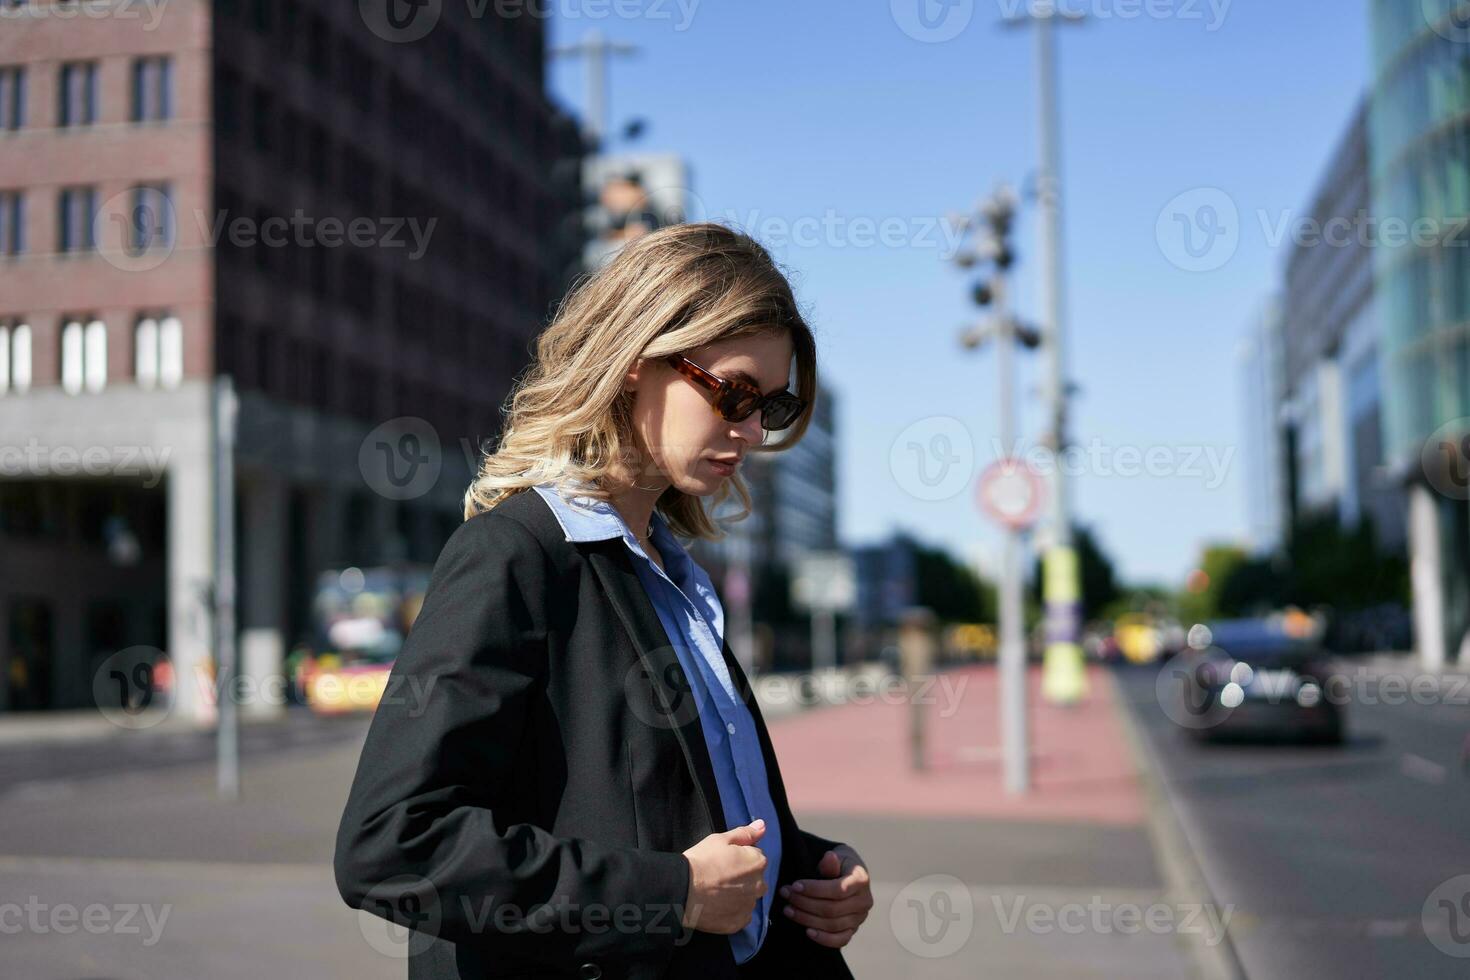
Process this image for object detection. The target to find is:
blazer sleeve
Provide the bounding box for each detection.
[799,828,846,864]
[333,511,693,973]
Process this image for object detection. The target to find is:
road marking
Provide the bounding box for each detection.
[1399,753,1447,784]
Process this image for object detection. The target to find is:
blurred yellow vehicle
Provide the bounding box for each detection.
[1114,613,1163,664]
[294,565,430,715]
[945,622,997,660]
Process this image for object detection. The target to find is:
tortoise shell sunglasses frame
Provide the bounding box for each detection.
[663,354,807,431]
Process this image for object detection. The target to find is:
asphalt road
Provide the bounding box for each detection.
[1115,658,1470,979]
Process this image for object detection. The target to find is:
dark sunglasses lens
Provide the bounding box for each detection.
[762,396,802,430]
[718,388,761,422]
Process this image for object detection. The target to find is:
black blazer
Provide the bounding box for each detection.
[334,488,857,980]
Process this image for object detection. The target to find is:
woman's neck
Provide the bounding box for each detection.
[600,465,670,542]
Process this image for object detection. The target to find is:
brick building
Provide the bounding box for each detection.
[0,0,586,716]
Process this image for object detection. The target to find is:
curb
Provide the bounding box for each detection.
[1106,667,1248,980]
[0,707,299,748]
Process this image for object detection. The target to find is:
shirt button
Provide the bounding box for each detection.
[726,722,736,735]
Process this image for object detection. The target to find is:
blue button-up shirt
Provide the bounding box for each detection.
[530,481,780,963]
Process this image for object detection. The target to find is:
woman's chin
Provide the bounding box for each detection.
[674,472,723,496]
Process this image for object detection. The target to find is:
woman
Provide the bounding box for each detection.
[335,223,871,980]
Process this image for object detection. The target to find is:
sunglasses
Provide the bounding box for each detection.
[664,355,806,431]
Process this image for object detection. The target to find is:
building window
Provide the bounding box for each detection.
[128,183,174,253]
[307,123,329,185]
[278,0,300,59]
[58,61,98,127]
[61,317,107,394]
[250,86,274,153]
[134,314,182,389]
[215,67,240,139]
[0,65,24,131]
[0,321,31,395]
[280,107,301,171]
[130,56,172,123]
[0,190,22,254]
[307,13,330,79]
[250,0,274,35]
[58,186,97,252]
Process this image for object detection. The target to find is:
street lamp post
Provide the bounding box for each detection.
[549,30,640,151]
[954,184,1041,793]
[1003,2,1089,705]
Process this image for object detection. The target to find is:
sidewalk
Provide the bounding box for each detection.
[0,720,393,980]
[0,662,1212,979]
[764,662,1211,979]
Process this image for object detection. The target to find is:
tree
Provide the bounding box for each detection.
[912,540,995,623]
[1281,512,1409,609]
[1185,513,1410,624]
[1215,553,1290,616]
[1177,544,1249,625]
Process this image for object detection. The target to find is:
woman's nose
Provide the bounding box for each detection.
[731,411,764,446]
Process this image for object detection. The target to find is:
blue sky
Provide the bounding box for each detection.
[546,0,1371,586]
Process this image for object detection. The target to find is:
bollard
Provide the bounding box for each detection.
[898,607,937,772]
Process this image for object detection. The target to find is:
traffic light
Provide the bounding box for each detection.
[956,184,1018,306]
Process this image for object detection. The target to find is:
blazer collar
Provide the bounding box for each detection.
[582,539,729,837]
[524,483,803,883]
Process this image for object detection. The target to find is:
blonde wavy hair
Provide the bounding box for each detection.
[463,222,819,540]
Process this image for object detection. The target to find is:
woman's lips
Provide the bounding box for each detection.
[708,458,737,476]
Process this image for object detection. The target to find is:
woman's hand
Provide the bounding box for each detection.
[681,819,770,934]
[778,844,872,948]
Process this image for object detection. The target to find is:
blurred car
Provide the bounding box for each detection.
[1088,632,1124,664]
[1167,618,1344,744]
[1114,613,1164,664]
[294,565,430,715]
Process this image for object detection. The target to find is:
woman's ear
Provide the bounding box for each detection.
[623,357,644,393]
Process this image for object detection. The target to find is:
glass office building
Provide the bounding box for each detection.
[1369,1,1470,459]
[1369,0,1470,665]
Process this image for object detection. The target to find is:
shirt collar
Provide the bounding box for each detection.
[530,481,675,555]
[529,483,723,629]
